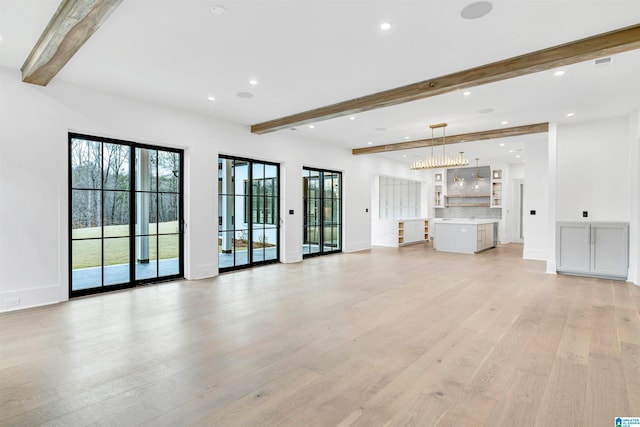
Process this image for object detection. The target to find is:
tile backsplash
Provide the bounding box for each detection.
[435,206,502,219]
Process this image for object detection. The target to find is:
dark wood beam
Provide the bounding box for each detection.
[251,24,640,134]
[352,123,549,155]
[21,0,123,86]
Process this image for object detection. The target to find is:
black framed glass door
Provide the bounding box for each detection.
[69,133,183,297]
[303,168,342,257]
[218,156,279,272]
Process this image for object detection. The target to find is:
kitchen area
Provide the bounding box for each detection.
[431,163,503,254]
[372,159,510,255]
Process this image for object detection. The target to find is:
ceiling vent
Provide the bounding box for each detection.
[594,57,613,68]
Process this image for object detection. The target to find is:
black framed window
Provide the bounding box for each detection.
[245,178,277,225]
[69,133,183,297]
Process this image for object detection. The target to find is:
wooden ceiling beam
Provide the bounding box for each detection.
[21,0,123,86]
[251,24,640,134]
[352,123,549,155]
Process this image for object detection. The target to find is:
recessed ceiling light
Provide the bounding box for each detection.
[402,154,407,158]
[367,141,373,145]
[210,5,226,15]
[478,108,494,114]
[309,125,315,129]
[404,136,410,140]
[463,91,471,96]
[237,92,254,99]
[249,79,258,85]
[461,1,493,20]
[566,112,575,117]
[554,70,565,77]
[207,96,216,102]
[516,155,521,158]
[509,150,514,153]
[380,22,391,31]
[501,120,509,125]
[499,143,505,147]
[349,116,356,121]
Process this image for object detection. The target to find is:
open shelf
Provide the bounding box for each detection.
[491,177,502,208]
[434,184,443,208]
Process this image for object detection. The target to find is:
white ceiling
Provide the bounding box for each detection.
[1,0,639,166]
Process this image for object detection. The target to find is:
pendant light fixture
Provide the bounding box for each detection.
[410,123,469,170]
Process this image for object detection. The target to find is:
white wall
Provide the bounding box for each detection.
[545,124,558,273]
[0,66,404,311]
[556,116,631,222]
[629,109,639,286]
[550,115,637,283]
[522,137,550,260]
[509,163,525,180]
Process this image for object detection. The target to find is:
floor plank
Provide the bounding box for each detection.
[0,243,638,426]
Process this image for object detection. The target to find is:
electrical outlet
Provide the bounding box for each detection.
[4,298,20,308]
[582,211,588,218]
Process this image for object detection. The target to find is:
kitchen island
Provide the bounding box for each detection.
[432,219,498,254]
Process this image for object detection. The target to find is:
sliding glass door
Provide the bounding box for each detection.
[69,134,183,296]
[303,168,342,257]
[218,156,279,272]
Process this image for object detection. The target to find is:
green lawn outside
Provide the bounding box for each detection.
[72,221,179,269]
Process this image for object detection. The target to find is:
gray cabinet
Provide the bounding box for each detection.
[556,222,629,280]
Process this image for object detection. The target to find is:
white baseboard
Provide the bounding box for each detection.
[523,249,547,261]
[344,241,371,253]
[186,263,218,280]
[546,261,557,274]
[0,284,63,313]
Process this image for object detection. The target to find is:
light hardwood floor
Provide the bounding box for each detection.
[1,243,639,426]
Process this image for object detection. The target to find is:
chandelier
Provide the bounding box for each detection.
[410,123,469,170]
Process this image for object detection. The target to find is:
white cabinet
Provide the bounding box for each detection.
[372,219,429,247]
[433,221,497,254]
[477,223,496,252]
[399,219,429,246]
[556,222,629,280]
